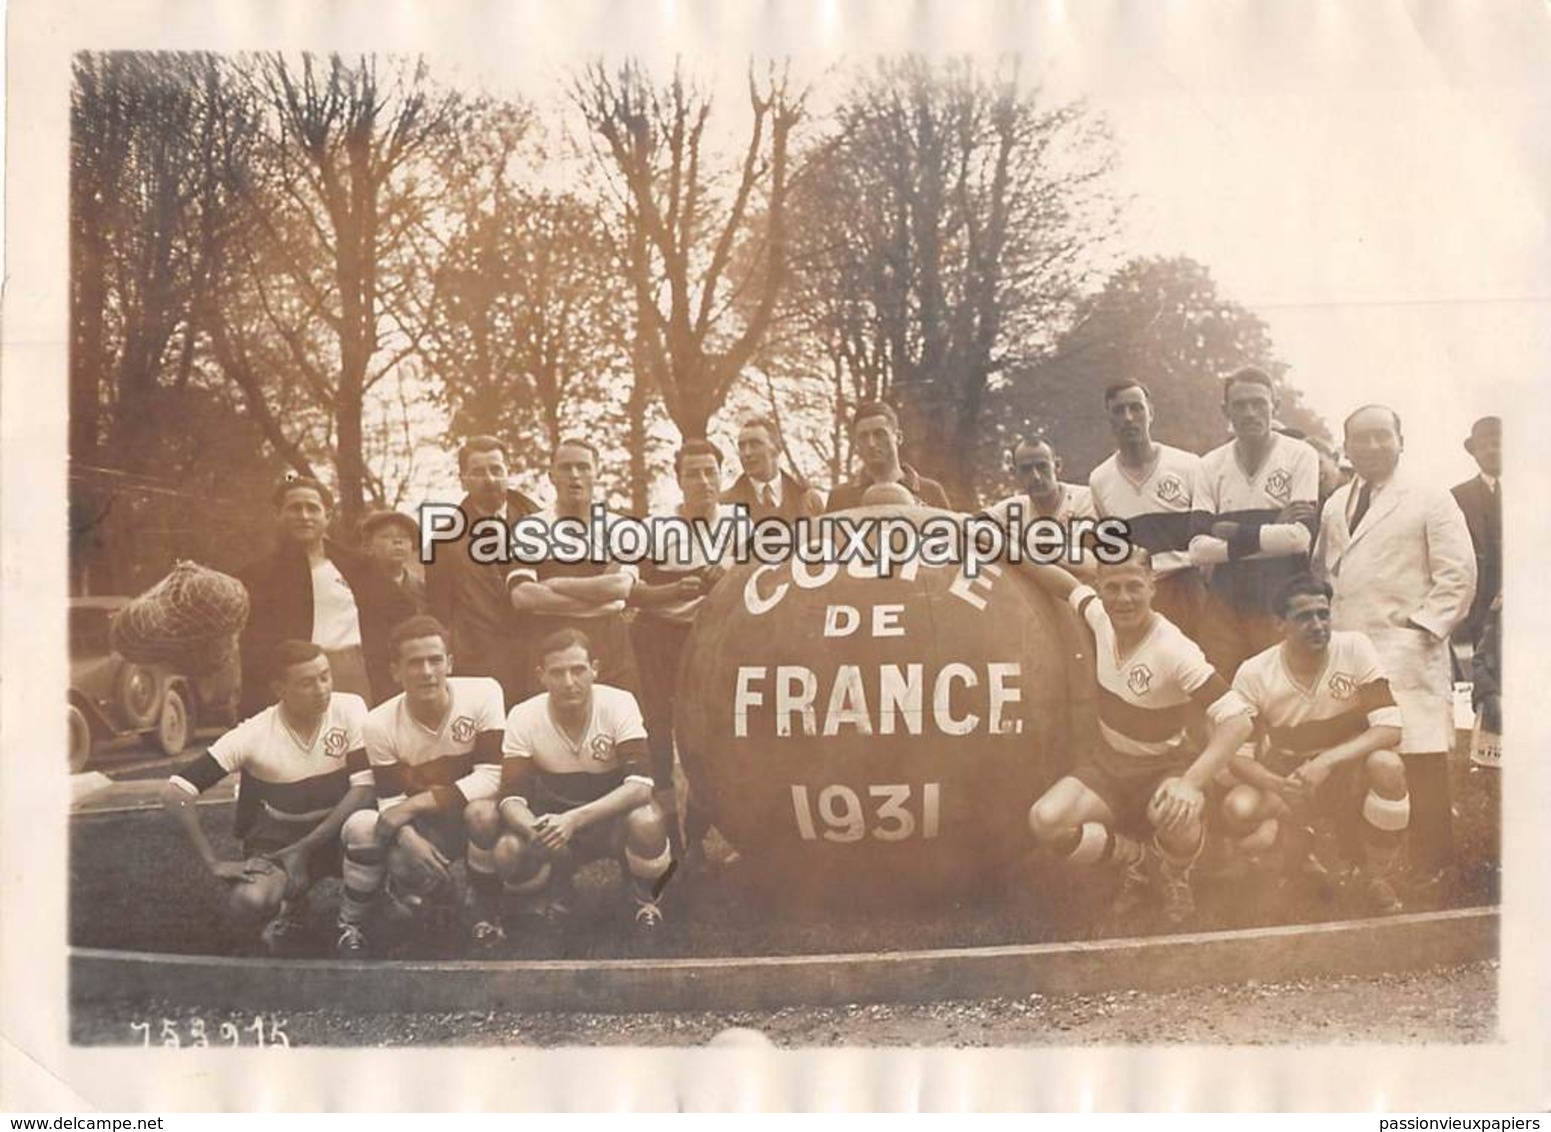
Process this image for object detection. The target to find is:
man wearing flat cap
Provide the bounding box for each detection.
[360,509,427,614]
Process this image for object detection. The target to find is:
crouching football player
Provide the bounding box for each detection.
[160,641,373,954]
[1220,574,1409,915]
[336,615,504,955]
[463,629,672,945]
[1021,549,1254,926]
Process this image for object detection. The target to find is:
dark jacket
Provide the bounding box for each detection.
[423,489,539,699]
[722,470,824,525]
[236,537,415,717]
[825,464,952,513]
[1450,475,1501,644]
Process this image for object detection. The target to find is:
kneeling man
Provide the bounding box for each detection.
[1022,549,1253,926]
[464,629,672,943]
[1220,574,1409,915]
[161,641,373,954]
[336,615,505,954]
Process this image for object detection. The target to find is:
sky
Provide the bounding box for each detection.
[440,0,1549,492]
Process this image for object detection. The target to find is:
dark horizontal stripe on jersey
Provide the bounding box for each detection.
[1098,686,1190,743]
[530,767,631,810]
[1357,678,1397,712]
[373,751,473,802]
[177,752,226,793]
[243,767,353,818]
[472,730,504,765]
[1189,672,1233,710]
[1122,511,1211,554]
[1207,509,1312,612]
[1266,709,1369,755]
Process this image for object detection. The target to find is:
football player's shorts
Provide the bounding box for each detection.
[1263,748,1367,859]
[409,809,468,862]
[1071,744,1198,834]
[529,794,629,865]
[243,810,343,881]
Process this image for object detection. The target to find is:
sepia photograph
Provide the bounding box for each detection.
[5,0,1548,1113]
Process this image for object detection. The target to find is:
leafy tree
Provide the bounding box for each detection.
[983,255,1328,500]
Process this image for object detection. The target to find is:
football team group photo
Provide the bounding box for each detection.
[62,44,1508,1048]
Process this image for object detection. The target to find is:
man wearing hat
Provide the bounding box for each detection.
[1450,417,1502,650]
[360,509,427,614]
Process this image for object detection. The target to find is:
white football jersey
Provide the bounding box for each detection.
[1070,585,1247,758]
[172,693,370,821]
[1232,630,1403,758]
[1196,432,1320,612]
[1088,445,1208,576]
[502,684,651,809]
[363,676,505,808]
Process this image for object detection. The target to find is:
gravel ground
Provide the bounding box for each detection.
[71,960,1497,1046]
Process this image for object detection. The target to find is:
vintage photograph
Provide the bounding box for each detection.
[13,1,1538,1097]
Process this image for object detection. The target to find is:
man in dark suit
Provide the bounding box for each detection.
[1450,416,1502,649]
[720,415,825,524]
[423,436,540,707]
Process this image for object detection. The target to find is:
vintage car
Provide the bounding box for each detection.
[67,596,239,772]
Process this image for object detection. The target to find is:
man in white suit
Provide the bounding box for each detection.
[1314,405,1476,883]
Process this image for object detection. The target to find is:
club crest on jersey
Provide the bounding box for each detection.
[1327,672,1357,700]
[451,715,476,743]
[1265,467,1292,503]
[589,735,615,762]
[322,727,349,758]
[1127,664,1153,696]
[1155,474,1185,504]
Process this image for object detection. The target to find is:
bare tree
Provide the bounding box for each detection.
[788,58,1119,504]
[217,53,464,524]
[572,58,807,462]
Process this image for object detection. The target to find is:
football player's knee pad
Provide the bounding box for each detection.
[1066,821,1110,866]
[1362,789,1410,832]
[625,840,673,881]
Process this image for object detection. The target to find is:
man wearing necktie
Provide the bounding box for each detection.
[1314,405,1477,885]
[720,415,825,527]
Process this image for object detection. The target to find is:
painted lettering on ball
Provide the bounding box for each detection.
[732,662,1021,738]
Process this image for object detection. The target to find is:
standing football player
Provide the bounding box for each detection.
[1219,574,1410,915]
[1191,368,1321,678]
[336,616,505,955]
[1088,382,1211,636]
[160,641,373,954]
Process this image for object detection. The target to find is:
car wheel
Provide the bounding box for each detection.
[68,704,93,773]
[115,662,162,729]
[156,685,190,757]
